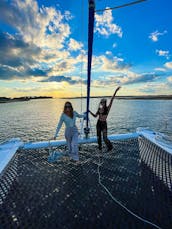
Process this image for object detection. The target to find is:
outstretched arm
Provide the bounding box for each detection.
[107,86,121,113]
[75,111,87,119]
[89,110,98,118]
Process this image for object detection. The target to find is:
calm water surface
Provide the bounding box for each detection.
[0,98,172,142]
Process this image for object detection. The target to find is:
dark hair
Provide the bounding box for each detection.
[98,100,108,115]
[63,101,73,118]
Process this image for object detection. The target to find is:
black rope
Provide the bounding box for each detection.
[95,0,148,12]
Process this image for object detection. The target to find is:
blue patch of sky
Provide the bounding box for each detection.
[93,0,172,71]
[114,0,171,63]
[0,22,17,35]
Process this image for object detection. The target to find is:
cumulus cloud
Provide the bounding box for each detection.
[91,72,160,88]
[0,65,20,80]
[13,85,64,94]
[139,87,157,94]
[0,63,49,80]
[0,0,71,48]
[0,32,41,68]
[138,82,169,94]
[95,55,130,72]
[50,60,77,75]
[167,76,172,83]
[121,72,160,85]
[156,49,170,59]
[154,67,166,72]
[95,8,122,37]
[164,62,172,69]
[149,30,167,42]
[112,43,117,48]
[0,0,85,81]
[68,38,83,51]
[105,51,112,55]
[40,75,87,85]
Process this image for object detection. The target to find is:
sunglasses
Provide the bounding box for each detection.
[65,105,72,108]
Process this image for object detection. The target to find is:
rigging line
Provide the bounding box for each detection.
[95,0,148,12]
[96,153,162,229]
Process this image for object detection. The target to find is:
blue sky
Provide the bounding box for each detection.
[0,0,172,97]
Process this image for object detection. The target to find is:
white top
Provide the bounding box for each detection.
[54,111,84,138]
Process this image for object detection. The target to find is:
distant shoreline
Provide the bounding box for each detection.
[1,95,172,103]
[60,95,172,100]
[0,96,53,103]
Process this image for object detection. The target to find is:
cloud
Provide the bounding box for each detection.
[40,75,87,85]
[13,85,63,93]
[96,55,130,72]
[112,43,117,48]
[26,68,49,77]
[138,82,170,94]
[0,1,124,85]
[0,0,86,81]
[164,61,172,69]
[149,30,167,42]
[139,87,157,93]
[154,67,166,72]
[0,65,20,80]
[156,49,170,59]
[91,72,160,88]
[0,32,41,68]
[122,73,160,85]
[167,76,172,83]
[68,38,83,51]
[0,0,71,48]
[0,32,28,50]
[105,51,112,55]
[50,60,76,75]
[0,63,49,80]
[95,8,122,37]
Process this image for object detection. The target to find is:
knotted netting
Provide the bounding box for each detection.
[0,136,172,229]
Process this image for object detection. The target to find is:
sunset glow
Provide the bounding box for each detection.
[0,0,172,98]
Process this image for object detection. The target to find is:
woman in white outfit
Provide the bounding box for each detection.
[54,102,84,161]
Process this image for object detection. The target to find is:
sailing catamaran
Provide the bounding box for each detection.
[0,1,172,228]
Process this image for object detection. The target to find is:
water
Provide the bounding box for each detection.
[0,98,172,143]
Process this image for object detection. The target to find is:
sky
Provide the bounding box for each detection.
[0,0,172,98]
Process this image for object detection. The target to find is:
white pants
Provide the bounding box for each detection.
[65,126,79,161]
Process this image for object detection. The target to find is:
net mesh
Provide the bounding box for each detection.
[0,137,172,229]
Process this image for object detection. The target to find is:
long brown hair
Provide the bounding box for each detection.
[98,99,108,115]
[63,101,73,118]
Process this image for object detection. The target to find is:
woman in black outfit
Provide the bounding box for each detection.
[89,87,121,151]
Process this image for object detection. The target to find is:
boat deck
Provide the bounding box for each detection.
[0,137,172,229]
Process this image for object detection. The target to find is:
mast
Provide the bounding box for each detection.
[85,0,95,137]
[83,0,147,138]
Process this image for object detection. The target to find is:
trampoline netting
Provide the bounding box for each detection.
[0,136,172,229]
